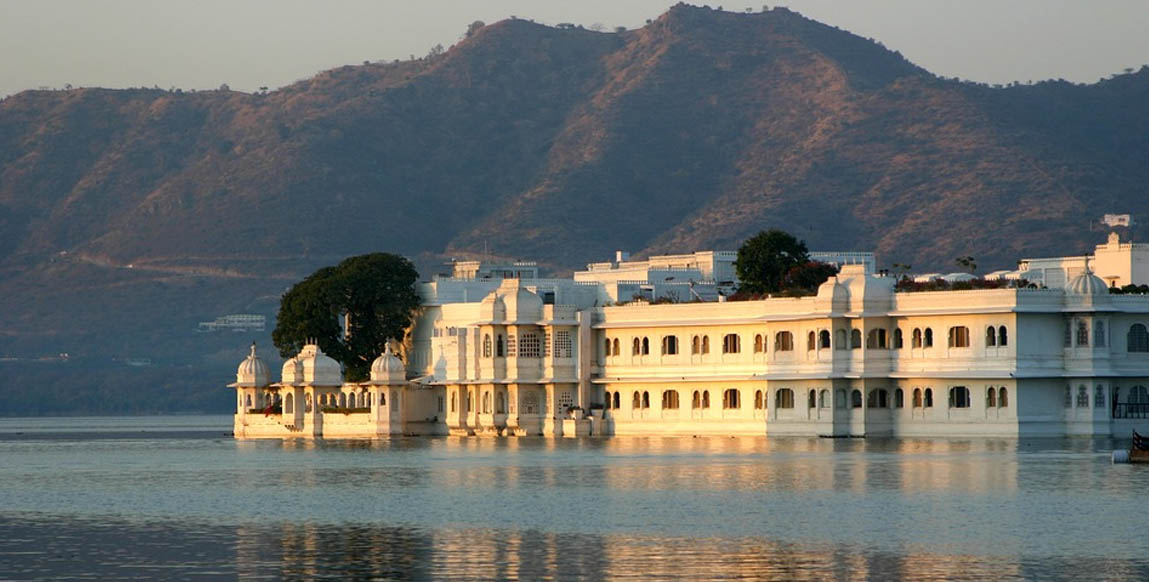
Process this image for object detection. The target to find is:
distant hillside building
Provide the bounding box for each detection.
[198,314,266,333]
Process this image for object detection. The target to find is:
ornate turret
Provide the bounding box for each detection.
[370,342,406,384]
[297,343,342,385]
[235,343,270,387]
[1066,257,1109,296]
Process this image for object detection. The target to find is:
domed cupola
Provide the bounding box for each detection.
[370,342,406,384]
[280,356,303,385]
[298,343,342,386]
[1066,258,1109,296]
[235,342,270,387]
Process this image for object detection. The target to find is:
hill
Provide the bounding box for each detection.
[1,4,1147,414]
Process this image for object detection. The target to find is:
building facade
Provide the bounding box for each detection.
[232,256,1149,439]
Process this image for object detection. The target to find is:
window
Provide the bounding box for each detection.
[808,389,816,408]
[1076,320,1089,347]
[1076,385,1089,408]
[850,389,863,408]
[923,328,934,348]
[662,390,679,409]
[819,330,831,349]
[604,338,611,358]
[722,334,741,354]
[451,392,457,413]
[776,388,794,409]
[632,338,641,356]
[483,392,491,414]
[986,387,996,408]
[613,392,620,409]
[702,390,710,408]
[998,387,1008,408]
[497,334,505,357]
[775,331,793,352]
[605,391,612,409]
[554,331,572,358]
[867,389,889,408]
[484,334,492,357]
[702,336,710,355]
[754,334,765,353]
[948,326,970,348]
[998,326,1008,347]
[642,337,650,355]
[612,338,620,356]
[1094,321,1106,348]
[632,391,641,409]
[692,335,701,354]
[835,329,848,350]
[1064,386,1072,408]
[895,388,904,408]
[437,396,444,413]
[836,389,847,408]
[1095,384,1105,408]
[723,389,741,409]
[1130,385,1149,404]
[912,328,923,349]
[755,390,765,410]
[986,326,997,347]
[912,388,922,408]
[662,335,678,355]
[1064,321,1072,347]
[642,391,650,409]
[520,332,542,358]
[692,390,701,409]
[949,386,970,408]
[819,389,830,408]
[924,388,934,408]
[807,331,816,351]
[850,329,862,349]
[866,329,887,349]
[522,392,538,414]
[1128,324,1149,352]
[506,334,516,357]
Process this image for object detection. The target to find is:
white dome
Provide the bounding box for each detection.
[297,343,342,385]
[1066,270,1109,296]
[370,343,406,383]
[235,343,270,387]
[280,356,303,384]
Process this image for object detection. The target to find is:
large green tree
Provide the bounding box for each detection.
[272,253,421,381]
[734,229,810,294]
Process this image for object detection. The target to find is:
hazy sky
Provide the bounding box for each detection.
[2,0,1147,97]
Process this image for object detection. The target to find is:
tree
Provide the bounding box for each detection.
[465,20,485,38]
[783,261,839,292]
[272,253,421,381]
[955,255,977,274]
[735,229,809,294]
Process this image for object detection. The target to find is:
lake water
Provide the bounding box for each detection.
[1,416,1147,581]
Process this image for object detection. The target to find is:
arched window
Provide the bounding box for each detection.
[632,391,641,409]
[775,331,793,352]
[702,336,710,354]
[850,389,863,408]
[998,387,1008,408]
[612,338,620,356]
[893,328,904,349]
[692,390,701,409]
[605,391,612,409]
[819,330,831,349]
[867,389,888,408]
[1076,385,1089,408]
[613,392,620,409]
[1095,384,1105,408]
[484,334,493,357]
[835,329,848,350]
[641,337,650,355]
[379,392,385,406]
[1127,324,1149,352]
[754,334,765,353]
[483,392,491,414]
[245,394,252,408]
[1076,320,1090,347]
[986,387,997,408]
[755,390,764,410]
[284,393,294,414]
[603,338,611,358]
[662,390,679,410]
[866,329,887,349]
[1064,385,1072,408]
[949,386,970,408]
[923,328,934,348]
[662,335,678,355]
[723,389,741,409]
[338,393,347,408]
[497,334,505,357]
[722,334,741,354]
[836,389,847,408]
[850,329,862,349]
[998,326,1008,347]
[912,388,922,408]
[691,335,701,354]
[808,389,816,408]
[819,389,830,408]
[451,392,457,413]
[776,388,794,409]
[807,331,816,351]
[632,337,641,356]
[894,388,904,408]
[924,388,934,408]
[1095,321,1106,347]
[702,390,711,408]
[912,328,923,349]
[642,391,650,409]
[948,326,970,348]
[986,326,997,347]
[1129,385,1149,404]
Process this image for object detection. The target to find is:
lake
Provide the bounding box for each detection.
[1,415,1146,580]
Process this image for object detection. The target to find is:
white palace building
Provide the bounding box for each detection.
[232,245,1149,439]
